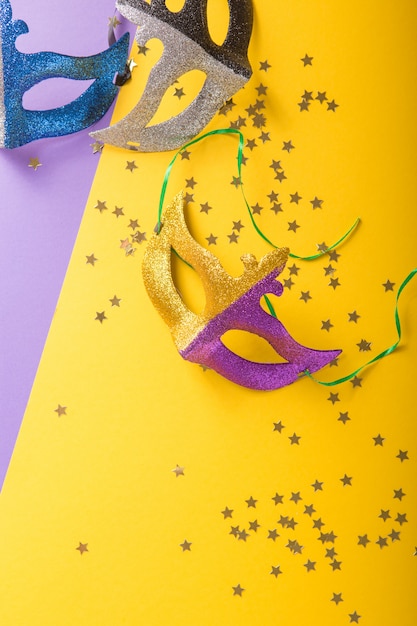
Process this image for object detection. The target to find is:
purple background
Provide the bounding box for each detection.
[0,0,136,489]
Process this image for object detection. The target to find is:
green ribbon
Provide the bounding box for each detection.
[157,128,359,260]
[303,268,417,385]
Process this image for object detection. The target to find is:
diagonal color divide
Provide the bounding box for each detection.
[0,0,135,489]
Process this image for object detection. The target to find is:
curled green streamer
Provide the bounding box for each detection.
[303,268,417,385]
[157,128,359,260]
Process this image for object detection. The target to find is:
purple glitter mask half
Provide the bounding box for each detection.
[180,268,341,391]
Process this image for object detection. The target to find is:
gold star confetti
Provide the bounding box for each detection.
[301,53,313,66]
[180,539,192,551]
[349,610,361,623]
[357,339,371,352]
[396,450,409,462]
[206,234,217,245]
[76,542,88,555]
[331,592,343,605]
[259,59,271,71]
[137,44,150,55]
[131,231,147,244]
[174,87,185,99]
[28,157,42,170]
[172,465,185,477]
[232,584,245,596]
[126,161,138,172]
[312,480,324,492]
[95,311,107,324]
[94,200,107,213]
[289,433,301,445]
[108,15,121,28]
[382,279,395,291]
[221,507,233,519]
[90,141,104,154]
[113,206,124,218]
[327,100,339,112]
[86,254,98,266]
[270,565,283,578]
[128,58,138,72]
[54,405,67,416]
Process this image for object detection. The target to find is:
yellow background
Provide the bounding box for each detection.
[1,1,416,624]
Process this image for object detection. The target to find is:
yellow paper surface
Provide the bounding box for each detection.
[1,1,416,624]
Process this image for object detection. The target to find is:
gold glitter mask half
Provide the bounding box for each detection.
[142,193,341,390]
[90,0,253,152]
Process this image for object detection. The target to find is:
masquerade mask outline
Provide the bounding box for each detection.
[90,0,253,152]
[142,192,341,391]
[0,0,130,148]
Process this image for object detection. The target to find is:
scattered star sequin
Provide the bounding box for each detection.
[76,542,88,555]
[301,53,313,66]
[349,611,361,623]
[259,59,271,71]
[232,584,245,596]
[90,141,103,154]
[331,592,343,605]
[54,404,67,416]
[282,140,295,152]
[396,450,409,462]
[95,311,107,323]
[94,200,108,213]
[28,157,42,170]
[328,392,340,405]
[382,279,395,291]
[270,565,283,578]
[113,206,124,218]
[357,339,371,352]
[172,465,185,477]
[289,433,301,445]
[206,234,217,245]
[348,311,360,323]
[86,254,98,266]
[327,100,339,112]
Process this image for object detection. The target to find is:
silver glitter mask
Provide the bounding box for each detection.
[90,0,253,151]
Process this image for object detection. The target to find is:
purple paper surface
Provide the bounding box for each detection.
[0,0,136,489]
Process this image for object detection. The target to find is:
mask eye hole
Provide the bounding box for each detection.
[170,248,206,315]
[165,0,186,11]
[207,0,230,45]
[221,330,290,364]
[147,69,207,126]
[22,78,94,111]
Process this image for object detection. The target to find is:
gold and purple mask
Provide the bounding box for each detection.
[90,0,253,151]
[142,193,341,390]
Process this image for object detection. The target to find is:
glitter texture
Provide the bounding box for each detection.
[90,0,253,151]
[0,0,129,148]
[142,193,341,390]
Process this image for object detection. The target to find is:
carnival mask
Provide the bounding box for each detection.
[142,193,341,390]
[90,0,253,152]
[0,0,129,148]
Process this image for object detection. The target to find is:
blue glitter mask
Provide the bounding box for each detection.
[0,0,130,148]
